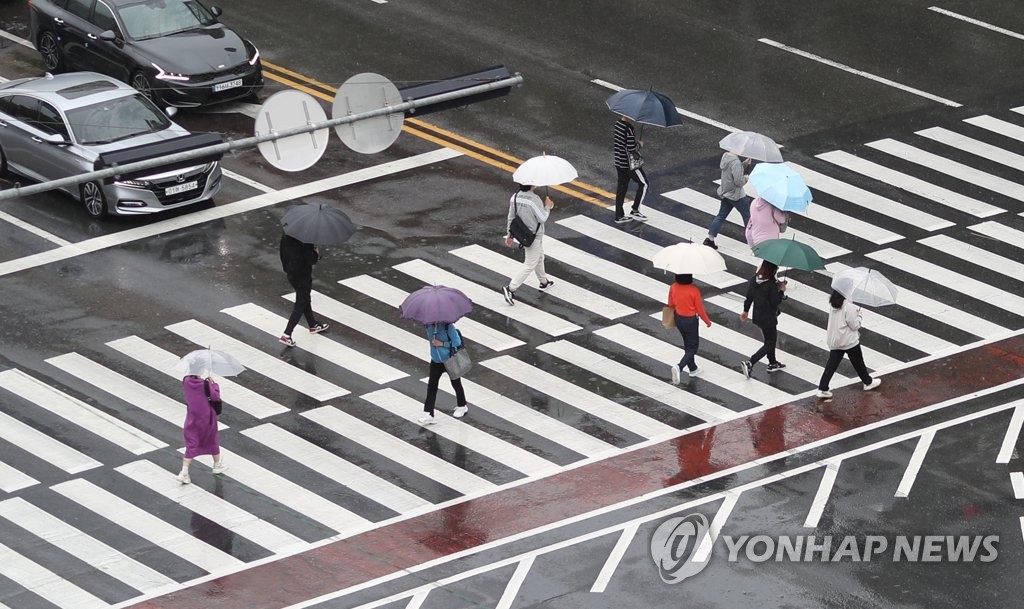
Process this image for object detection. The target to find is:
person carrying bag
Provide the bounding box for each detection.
[501,184,555,306]
[419,322,470,425]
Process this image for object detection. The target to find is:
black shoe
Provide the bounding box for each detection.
[501,285,515,305]
[766,362,786,372]
[539,279,555,291]
[702,238,718,250]
[739,360,752,379]
[614,216,631,224]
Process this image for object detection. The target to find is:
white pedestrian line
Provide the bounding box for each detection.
[867,248,1024,315]
[0,29,35,48]
[894,430,935,498]
[917,126,1024,173]
[817,150,1004,218]
[970,220,1024,250]
[0,461,38,493]
[803,460,841,528]
[691,491,740,563]
[707,295,902,370]
[495,555,534,609]
[589,522,638,593]
[928,6,1024,41]
[758,38,961,107]
[824,262,1008,339]
[919,234,1024,280]
[538,340,734,423]
[556,214,745,289]
[594,324,792,406]
[115,460,307,554]
[0,148,462,278]
[302,405,495,496]
[867,138,1024,203]
[242,423,429,514]
[221,168,276,193]
[0,410,101,474]
[482,355,677,438]
[106,335,290,419]
[997,401,1024,464]
[0,369,166,455]
[964,115,1024,144]
[1010,472,1024,499]
[449,243,638,319]
[0,541,108,609]
[405,589,429,609]
[646,311,846,386]
[590,79,742,132]
[434,378,618,458]
[166,319,349,401]
[0,497,177,593]
[187,447,368,535]
[394,259,581,337]
[303,290,426,359]
[655,190,847,262]
[339,275,525,352]
[543,236,670,302]
[222,302,408,384]
[51,478,244,573]
[788,162,952,231]
[362,388,558,477]
[45,352,228,431]
[0,210,72,246]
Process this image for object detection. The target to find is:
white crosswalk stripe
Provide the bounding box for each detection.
[543,236,669,302]
[0,409,101,474]
[963,115,1024,143]
[916,126,1024,172]
[0,541,108,609]
[301,289,427,359]
[0,460,38,493]
[919,234,1024,280]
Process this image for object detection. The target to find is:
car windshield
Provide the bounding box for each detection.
[65,94,171,144]
[117,0,216,40]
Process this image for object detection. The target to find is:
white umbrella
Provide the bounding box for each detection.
[176,349,246,378]
[719,131,783,163]
[512,154,578,187]
[831,267,898,307]
[653,243,727,274]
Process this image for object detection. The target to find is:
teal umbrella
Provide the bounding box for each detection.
[752,238,824,271]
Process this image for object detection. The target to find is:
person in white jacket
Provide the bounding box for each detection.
[816,290,882,398]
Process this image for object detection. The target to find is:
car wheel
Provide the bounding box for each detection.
[130,71,164,107]
[80,181,108,219]
[38,31,64,72]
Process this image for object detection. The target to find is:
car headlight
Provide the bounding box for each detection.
[249,46,260,66]
[152,62,189,82]
[115,178,152,188]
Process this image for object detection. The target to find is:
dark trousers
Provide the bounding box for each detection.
[708,195,752,239]
[285,274,316,335]
[818,344,873,390]
[750,320,778,366]
[424,361,466,415]
[675,314,700,372]
[614,167,649,218]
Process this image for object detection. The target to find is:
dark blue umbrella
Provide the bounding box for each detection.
[606,89,683,127]
[400,285,473,325]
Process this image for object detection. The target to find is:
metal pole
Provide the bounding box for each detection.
[0,73,524,201]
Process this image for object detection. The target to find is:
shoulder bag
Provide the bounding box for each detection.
[507,194,537,248]
[443,324,472,379]
[627,149,645,170]
[204,379,223,416]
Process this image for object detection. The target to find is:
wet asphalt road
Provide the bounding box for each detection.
[1,1,1024,608]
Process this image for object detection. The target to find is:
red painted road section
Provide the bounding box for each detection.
[129,334,1024,609]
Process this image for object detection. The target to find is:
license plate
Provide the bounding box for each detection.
[165,180,198,196]
[213,78,243,92]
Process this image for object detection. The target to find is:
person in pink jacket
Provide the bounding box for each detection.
[745,197,789,248]
[176,375,227,484]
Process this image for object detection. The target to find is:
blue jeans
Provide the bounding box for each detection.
[708,196,751,239]
[675,314,700,372]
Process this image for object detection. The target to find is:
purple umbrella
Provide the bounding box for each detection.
[400,285,473,324]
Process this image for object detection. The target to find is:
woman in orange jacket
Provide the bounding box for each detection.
[666,274,712,383]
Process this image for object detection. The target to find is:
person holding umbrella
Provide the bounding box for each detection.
[612,115,649,223]
[739,261,788,378]
[278,233,328,346]
[816,290,882,398]
[704,150,752,250]
[666,273,712,383]
[745,197,789,249]
[502,184,555,306]
[174,349,244,483]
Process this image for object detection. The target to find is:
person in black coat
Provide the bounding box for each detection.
[739,261,787,377]
[279,233,328,346]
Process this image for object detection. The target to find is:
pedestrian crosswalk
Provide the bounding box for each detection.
[2,103,1024,609]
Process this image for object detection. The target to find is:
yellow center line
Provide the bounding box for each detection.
[262,64,615,207]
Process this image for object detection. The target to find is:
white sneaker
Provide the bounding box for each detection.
[453,405,469,418]
[417,414,436,425]
[211,463,228,475]
[816,390,833,399]
[670,365,681,385]
[688,366,703,378]
[175,472,191,485]
[864,378,882,391]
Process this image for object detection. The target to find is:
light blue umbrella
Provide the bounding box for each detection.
[749,163,812,212]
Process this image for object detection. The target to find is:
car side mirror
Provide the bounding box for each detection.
[210,6,222,17]
[99,30,116,42]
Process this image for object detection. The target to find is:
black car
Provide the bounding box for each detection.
[28,0,263,108]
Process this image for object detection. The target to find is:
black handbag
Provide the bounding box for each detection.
[204,379,223,416]
[627,149,645,170]
[507,194,537,247]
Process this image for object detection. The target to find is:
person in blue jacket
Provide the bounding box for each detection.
[421,322,468,425]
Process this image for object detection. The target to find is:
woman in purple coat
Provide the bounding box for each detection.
[176,375,226,484]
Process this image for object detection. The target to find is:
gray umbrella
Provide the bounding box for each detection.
[281,203,356,245]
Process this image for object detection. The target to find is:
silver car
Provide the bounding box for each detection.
[0,71,222,218]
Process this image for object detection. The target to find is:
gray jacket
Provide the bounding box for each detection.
[506,191,549,236]
[716,152,748,201]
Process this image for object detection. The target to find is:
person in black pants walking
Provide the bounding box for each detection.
[816,290,882,398]
[613,115,649,224]
[420,322,468,425]
[279,233,328,346]
[739,261,787,378]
